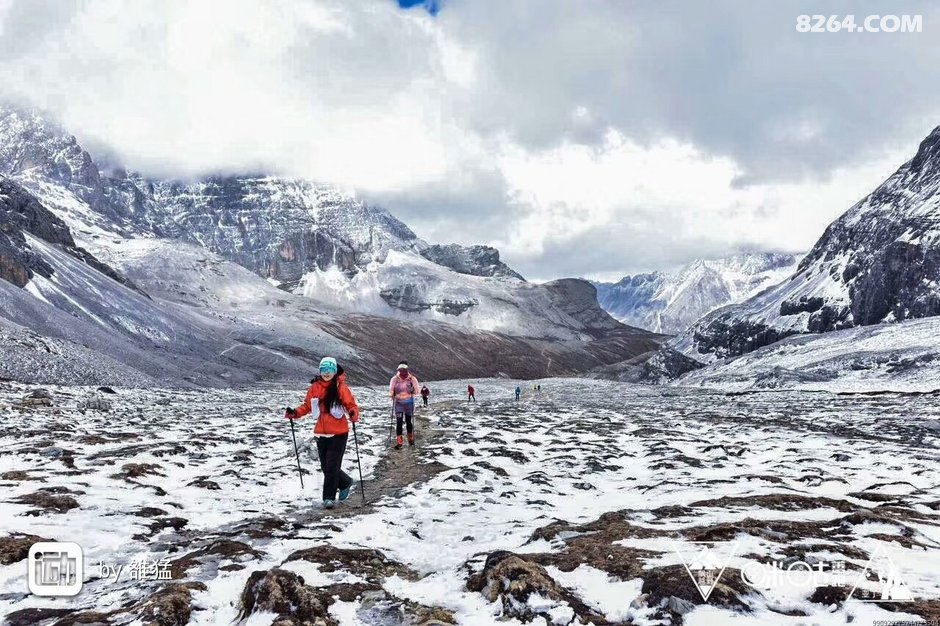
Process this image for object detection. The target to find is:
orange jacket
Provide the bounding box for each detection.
[293,371,360,436]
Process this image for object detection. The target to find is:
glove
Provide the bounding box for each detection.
[349,409,360,424]
[284,407,298,420]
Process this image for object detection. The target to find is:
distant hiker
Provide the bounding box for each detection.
[537,384,541,393]
[285,357,360,510]
[515,386,521,401]
[420,385,431,407]
[468,384,475,401]
[390,362,420,449]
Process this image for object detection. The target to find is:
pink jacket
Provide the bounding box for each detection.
[390,374,421,403]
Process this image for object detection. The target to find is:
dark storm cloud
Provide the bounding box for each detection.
[445,0,940,182]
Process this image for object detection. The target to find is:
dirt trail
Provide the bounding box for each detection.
[289,399,459,523]
[160,400,459,559]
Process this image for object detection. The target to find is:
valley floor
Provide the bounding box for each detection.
[0,379,938,625]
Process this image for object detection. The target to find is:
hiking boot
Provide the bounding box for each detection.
[408,433,415,446]
[339,486,351,501]
[323,499,335,509]
[395,435,404,449]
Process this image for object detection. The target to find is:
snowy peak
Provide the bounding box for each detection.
[0,106,95,185]
[140,175,426,290]
[906,123,940,180]
[0,103,432,286]
[594,252,799,334]
[0,104,539,301]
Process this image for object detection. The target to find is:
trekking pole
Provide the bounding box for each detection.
[352,421,366,505]
[286,411,304,489]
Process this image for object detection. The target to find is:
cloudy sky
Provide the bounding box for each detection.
[1,0,939,280]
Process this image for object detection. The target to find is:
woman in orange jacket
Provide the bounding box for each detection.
[285,357,360,509]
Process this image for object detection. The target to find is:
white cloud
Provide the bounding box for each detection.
[0,0,936,279]
[490,130,904,279]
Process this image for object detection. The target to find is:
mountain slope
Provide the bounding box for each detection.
[679,316,940,393]
[593,252,799,334]
[674,125,940,363]
[0,177,136,291]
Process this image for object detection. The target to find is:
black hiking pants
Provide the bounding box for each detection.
[422,396,429,407]
[395,400,415,437]
[316,434,352,501]
[395,412,414,436]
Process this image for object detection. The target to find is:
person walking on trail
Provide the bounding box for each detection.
[420,385,431,407]
[467,384,475,402]
[515,386,521,401]
[285,357,360,510]
[390,362,420,449]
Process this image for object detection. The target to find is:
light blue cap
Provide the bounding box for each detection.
[319,357,338,374]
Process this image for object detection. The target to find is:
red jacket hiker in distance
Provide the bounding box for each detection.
[292,370,360,436]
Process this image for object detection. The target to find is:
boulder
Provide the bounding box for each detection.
[239,568,337,626]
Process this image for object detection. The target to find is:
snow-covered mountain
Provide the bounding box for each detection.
[0,104,663,384]
[593,252,799,334]
[668,124,940,365]
[0,104,646,341]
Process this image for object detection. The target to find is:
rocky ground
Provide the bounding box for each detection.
[0,379,938,625]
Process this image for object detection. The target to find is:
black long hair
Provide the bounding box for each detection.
[314,365,345,410]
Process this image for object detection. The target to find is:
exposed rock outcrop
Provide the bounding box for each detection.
[420,243,524,280]
[0,176,139,291]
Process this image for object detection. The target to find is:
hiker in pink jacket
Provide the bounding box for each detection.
[389,362,420,449]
